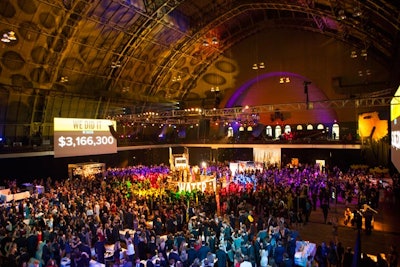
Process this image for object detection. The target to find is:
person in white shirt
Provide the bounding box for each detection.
[239,256,252,267]
[94,201,100,217]
[126,238,135,262]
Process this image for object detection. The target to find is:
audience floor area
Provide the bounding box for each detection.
[295,197,400,260]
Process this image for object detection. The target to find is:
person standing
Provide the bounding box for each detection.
[321,200,330,224]
[239,256,252,267]
[259,243,269,267]
[342,247,353,267]
[388,245,398,267]
[94,237,106,264]
[336,242,345,267]
[126,238,135,263]
[331,216,339,244]
[215,244,227,267]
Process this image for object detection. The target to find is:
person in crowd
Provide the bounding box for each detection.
[388,245,398,267]
[134,257,145,267]
[330,216,339,245]
[321,200,330,224]
[342,247,353,267]
[94,236,106,264]
[315,244,328,267]
[113,240,122,266]
[168,245,181,264]
[125,238,135,262]
[327,241,339,267]
[259,242,269,267]
[146,252,155,267]
[239,255,252,267]
[197,241,211,262]
[376,253,388,267]
[336,242,345,267]
[215,244,227,267]
[343,208,353,226]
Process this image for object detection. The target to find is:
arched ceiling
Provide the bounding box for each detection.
[0,0,399,117]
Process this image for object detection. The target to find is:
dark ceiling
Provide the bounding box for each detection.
[0,0,400,138]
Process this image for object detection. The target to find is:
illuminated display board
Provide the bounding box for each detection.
[391,86,400,171]
[54,117,117,158]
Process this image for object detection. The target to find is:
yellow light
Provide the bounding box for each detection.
[8,31,16,41]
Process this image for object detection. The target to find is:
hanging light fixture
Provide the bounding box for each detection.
[172,75,181,82]
[7,31,16,41]
[1,31,17,43]
[353,6,362,17]
[350,51,358,58]
[211,86,220,92]
[111,61,121,68]
[337,9,346,20]
[1,33,10,43]
[360,49,368,57]
[252,62,265,70]
[279,77,290,83]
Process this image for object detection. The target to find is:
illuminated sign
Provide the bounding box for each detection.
[176,178,216,192]
[54,117,117,158]
[391,86,400,171]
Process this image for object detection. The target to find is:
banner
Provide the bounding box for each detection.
[174,177,216,192]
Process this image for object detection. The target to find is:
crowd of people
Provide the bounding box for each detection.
[0,163,399,267]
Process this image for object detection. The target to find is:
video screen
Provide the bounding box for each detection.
[391,86,400,171]
[54,117,117,158]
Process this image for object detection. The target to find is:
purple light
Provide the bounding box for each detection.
[226,72,308,108]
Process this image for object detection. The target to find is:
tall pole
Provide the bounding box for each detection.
[304,81,311,109]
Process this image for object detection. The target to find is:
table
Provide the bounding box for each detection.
[294,241,316,267]
[0,191,30,202]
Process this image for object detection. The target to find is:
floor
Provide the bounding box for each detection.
[295,195,400,265]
